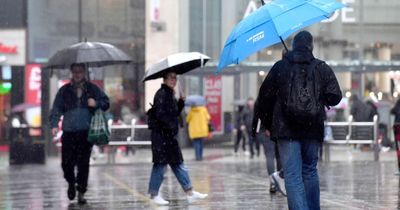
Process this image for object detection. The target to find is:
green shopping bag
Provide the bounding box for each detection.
[88,109,110,145]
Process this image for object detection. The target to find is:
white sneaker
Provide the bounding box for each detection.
[187,191,208,204]
[151,195,169,205]
[272,172,286,196]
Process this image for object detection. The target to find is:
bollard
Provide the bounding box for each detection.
[393,124,400,174]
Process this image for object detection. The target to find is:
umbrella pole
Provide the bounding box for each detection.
[279,36,289,53]
[261,0,265,5]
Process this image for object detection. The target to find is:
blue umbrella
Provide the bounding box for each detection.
[185,95,207,106]
[217,0,345,71]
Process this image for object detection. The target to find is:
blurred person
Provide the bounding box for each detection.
[241,97,260,158]
[147,72,208,205]
[186,105,211,161]
[49,63,110,204]
[234,105,246,154]
[349,94,371,122]
[254,31,342,210]
[377,93,394,149]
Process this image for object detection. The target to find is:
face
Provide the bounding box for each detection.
[163,72,177,89]
[71,65,86,83]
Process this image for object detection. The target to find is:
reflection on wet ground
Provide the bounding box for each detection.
[0,147,399,210]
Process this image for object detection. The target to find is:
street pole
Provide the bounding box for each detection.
[78,0,82,42]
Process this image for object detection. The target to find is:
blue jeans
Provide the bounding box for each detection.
[148,163,192,196]
[278,139,321,210]
[192,138,204,161]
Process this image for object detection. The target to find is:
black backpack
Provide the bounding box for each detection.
[284,59,324,124]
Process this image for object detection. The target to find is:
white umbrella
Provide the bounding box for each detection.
[142,52,210,82]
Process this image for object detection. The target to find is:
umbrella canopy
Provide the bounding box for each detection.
[217,0,345,71]
[11,103,40,113]
[43,41,132,69]
[143,52,210,82]
[185,95,207,106]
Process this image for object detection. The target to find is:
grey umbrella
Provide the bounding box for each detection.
[43,41,132,69]
[143,52,210,82]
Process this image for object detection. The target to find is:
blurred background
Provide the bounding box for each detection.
[0,0,400,162]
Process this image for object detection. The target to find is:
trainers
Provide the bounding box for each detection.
[151,195,169,205]
[187,191,208,204]
[272,172,286,196]
[67,184,76,200]
[77,192,87,205]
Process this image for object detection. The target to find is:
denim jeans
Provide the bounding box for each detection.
[278,139,321,210]
[148,163,193,196]
[192,138,204,161]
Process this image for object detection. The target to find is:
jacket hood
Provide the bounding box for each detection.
[284,31,315,64]
[292,30,313,51]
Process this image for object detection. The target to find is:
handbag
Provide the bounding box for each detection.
[208,122,215,132]
[88,109,110,145]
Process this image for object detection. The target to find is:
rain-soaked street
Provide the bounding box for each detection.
[0,146,399,210]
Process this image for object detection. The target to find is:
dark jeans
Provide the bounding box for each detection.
[61,130,93,193]
[249,132,260,157]
[148,163,193,196]
[278,139,321,210]
[192,138,204,161]
[234,129,246,152]
[257,133,281,175]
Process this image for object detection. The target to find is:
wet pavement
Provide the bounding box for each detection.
[0,146,399,210]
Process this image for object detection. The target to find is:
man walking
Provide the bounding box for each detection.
[254,31,342,210]
[50,63,110,204]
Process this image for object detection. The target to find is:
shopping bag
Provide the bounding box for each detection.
[88,109,110,145]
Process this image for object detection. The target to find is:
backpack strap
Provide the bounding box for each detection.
[308,58,326,109]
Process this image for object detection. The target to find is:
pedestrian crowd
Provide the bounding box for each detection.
[49,30,400,210]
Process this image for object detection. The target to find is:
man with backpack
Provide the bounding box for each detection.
[253,31,342,210]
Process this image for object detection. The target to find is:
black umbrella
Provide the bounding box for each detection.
[43,41,132,69]
[143,52,210,82]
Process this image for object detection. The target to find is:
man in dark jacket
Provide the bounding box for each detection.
[50,63,109,204]
[254,31,342,210]
[147,71,207,206]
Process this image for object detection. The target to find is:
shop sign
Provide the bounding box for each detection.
[24,64,42,127]
[244,0,356,23]
[0,30,26,65]
[204,76,223,133]
[25,64,41,104]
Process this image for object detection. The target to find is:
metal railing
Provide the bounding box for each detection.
[106,119,151,163]
[324,115,379,161]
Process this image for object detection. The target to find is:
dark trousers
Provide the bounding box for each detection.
[234,130,246,152]
[61,130,93,193]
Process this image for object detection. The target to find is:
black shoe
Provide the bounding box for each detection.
[269,183,277,193]
[78,192,87,205]
[67,184,76,200]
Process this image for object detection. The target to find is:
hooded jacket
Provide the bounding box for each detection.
[254,31,342,141]
[186,106,210,139]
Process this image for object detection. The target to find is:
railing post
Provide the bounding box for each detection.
[130,119,137,142]
[373,115,379,161]
[346,115,353,144]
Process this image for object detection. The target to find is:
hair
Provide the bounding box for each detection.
[162,71,175,79]
[70,63,86,70]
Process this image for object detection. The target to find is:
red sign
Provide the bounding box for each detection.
[25,64,42,104]
[204,76,222,133]
[0,42,17,54]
